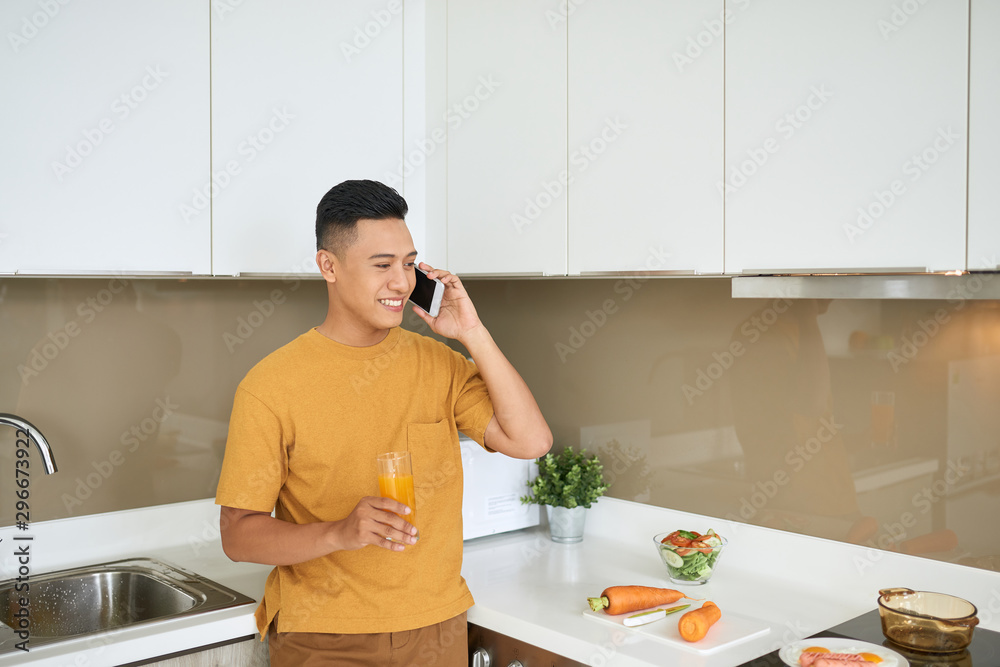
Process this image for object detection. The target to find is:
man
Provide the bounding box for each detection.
[729,299,866,540]
[216,179,552,666]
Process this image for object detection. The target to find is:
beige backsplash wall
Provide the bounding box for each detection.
[2,276,999,572]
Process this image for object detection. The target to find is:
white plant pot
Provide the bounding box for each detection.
[546,505,587,544]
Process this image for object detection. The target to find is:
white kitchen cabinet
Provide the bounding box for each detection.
[0,0,210,275]
[446,0,567,276]
[210,0,404,277]
[568,0,723,275]
[969,0,1000,271]
[724,0,968,275]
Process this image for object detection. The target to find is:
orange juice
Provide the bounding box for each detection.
[871,403,895,445]
[378,473,416,526]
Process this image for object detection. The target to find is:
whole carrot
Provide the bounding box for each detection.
[587,585,697,615]
[678,601,721,642]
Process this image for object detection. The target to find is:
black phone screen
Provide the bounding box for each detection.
[409,267,436,312]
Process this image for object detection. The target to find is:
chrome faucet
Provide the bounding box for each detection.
[0,413,57,474]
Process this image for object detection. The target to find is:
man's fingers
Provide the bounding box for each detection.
[417,261,456,284]
[412,305,433,322]
[367,495,412,518]
[368,520,417,549]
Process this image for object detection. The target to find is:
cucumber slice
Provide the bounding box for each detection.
[661,547,684,568]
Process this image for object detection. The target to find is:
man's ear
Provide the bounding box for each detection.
[316,249,337,283]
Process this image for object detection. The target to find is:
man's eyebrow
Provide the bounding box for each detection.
[367,251,419,260]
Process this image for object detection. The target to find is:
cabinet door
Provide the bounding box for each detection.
[0,0,210,275]
[447,0,567,276]
[568,0,723,275]
[211,1,403,277]
[969,0,1000,271]
[725,0,968,274]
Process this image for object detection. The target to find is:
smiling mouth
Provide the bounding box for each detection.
[378,298,403,307]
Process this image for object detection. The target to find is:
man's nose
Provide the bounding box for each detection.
[387,265,409,291]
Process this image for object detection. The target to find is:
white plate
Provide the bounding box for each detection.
[778,637,909,667]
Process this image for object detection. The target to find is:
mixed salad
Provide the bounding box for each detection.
[658,529,725,582]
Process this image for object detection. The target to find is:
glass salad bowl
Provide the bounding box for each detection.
[653,530,727,586]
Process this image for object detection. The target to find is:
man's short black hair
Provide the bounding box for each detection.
[315,180,409,255]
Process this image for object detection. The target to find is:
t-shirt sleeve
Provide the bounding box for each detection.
[452,355,495,451]
[215,386,287,512]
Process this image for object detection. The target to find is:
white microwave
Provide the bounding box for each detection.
[460,436,541,541]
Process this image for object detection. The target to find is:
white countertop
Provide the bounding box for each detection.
[2,497,999,666]
[463,497,1000,666]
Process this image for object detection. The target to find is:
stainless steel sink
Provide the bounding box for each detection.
[0,558,255,654]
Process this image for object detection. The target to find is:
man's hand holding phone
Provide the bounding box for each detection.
[410,262,484,341]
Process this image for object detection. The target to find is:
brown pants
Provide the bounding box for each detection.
[267,612,468,667]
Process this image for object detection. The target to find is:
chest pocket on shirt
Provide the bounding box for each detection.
[406,419,460,493]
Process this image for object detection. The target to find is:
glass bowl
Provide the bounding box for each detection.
[652,531,727,585]
[877,587,979,653]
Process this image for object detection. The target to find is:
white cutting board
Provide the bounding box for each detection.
[583,603,770,655]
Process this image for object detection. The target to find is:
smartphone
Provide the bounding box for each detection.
[409,266,444,317]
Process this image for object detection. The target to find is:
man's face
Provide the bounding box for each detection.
[326,218,417,334]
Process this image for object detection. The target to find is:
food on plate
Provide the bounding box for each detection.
[801,647,831,654]
[622,604,690,627]
[586,585,698,614]
[798,651,881,666]
[857,654,882,664]
[657,529,725,582]
[677,600,722,642]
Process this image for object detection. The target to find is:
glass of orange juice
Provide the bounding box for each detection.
[871,390,896,448]
[376,451,418,541]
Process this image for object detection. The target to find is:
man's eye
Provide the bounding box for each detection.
[376,264,390,269]
[404,262,415,268]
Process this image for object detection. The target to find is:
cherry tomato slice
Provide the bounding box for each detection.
[690,540,712,554]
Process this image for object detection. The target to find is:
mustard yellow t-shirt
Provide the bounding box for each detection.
[215,327,495,636]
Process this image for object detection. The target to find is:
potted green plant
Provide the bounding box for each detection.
[520,447,610,543]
